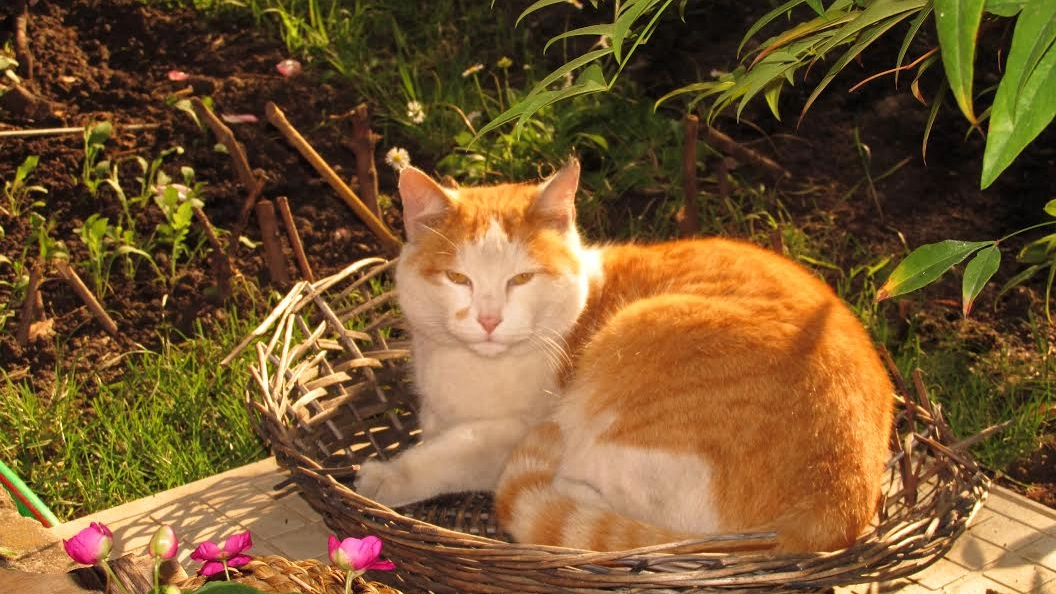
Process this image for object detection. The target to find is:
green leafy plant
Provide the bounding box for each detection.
[75,214,156,297]
[81,121,114,196]
[878,198,1056,318]
[28,211,69,264]
[2,155,48,217]
[499,0,1054,190]
[153,168,206,283]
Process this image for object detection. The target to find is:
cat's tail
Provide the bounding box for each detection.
[496,422,702,551]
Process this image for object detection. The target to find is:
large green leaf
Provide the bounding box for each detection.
[961,244,1001,316]
[981,2,1056,188]
[877,239,994,301]
[934,0,986,124]
[985,0,1028,17]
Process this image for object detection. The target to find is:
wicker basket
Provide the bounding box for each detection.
[234,257,991,593]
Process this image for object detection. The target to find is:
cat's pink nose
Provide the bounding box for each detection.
[478,314,502,334]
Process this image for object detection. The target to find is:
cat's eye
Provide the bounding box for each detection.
[445,271,471,285]
[508,272,535,287]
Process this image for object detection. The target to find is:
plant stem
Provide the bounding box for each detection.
[999,220,1056,243]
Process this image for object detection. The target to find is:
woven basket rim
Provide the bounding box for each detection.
[240,257,991,593]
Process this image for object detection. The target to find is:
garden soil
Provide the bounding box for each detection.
[0,0,1053,563]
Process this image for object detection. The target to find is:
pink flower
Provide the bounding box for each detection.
[190,531,253,577]
[148,525,179,560]
[276,59,302,78]
[327,535,395,576]
[167,70,190,81]
[63,522,113,565]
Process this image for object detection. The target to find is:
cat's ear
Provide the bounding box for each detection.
[532,158,579,231]
[399,166,454,243]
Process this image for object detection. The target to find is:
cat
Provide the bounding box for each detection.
[353,158,894,553]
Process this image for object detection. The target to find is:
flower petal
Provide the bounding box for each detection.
[167,70,190,81]
[227,554,253,569]
[220,113,259,124]
[276,59,302,78]
[327,535,341,562]
[190,540,220,562]
[368,559,396,572]
[223,531,253,555]
[199,560,225,577]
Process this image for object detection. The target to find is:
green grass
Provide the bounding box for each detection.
[0,313,266,521]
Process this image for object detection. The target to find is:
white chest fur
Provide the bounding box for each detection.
[412,335,559,434]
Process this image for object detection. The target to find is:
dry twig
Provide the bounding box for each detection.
[676,114,700,237]
[350,103,382,218]
[13,0,33,79]
[15,258,44,347]
[265,101,402,255]
[256,199,291,287]
[54,259,120,338]
[276,196,315,282]
[703,124,790,182]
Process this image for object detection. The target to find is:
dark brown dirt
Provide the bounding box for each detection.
[0,0,1052,514]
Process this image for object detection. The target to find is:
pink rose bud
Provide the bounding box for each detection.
[148,525,179,560]
[63,522,113,565]
[327,534,396,575]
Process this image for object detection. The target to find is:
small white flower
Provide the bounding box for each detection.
[384,147,411,171]
[462,63,484,78]
[406,100,426,124]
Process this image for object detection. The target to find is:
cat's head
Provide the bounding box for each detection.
[395,160,590,358]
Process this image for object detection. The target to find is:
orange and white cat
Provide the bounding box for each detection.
[354,159,894,553]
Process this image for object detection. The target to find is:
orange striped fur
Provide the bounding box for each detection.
[354,159,894,553]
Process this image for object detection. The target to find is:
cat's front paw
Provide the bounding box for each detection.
[354,458,416,508]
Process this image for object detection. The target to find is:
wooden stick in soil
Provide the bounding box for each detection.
[349,103,382,218]
[13,0,34,80]
[676,113,700,237]
[256,199,291,287]
[193,206,234,298]
[15,258,44,347]
[702,124,790,182]
[265,101,402,255]
[276,196,315,282]
[190,97,266,291]
[53,259,120,338]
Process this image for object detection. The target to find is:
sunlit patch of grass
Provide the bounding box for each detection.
[889,309,1055,471]
[0,312,266,520]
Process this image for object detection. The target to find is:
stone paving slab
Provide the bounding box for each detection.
[48,457,1056,592]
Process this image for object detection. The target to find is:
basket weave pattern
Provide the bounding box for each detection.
[239,257,990,593]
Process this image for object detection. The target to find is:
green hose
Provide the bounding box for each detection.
[0,459,61,528]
